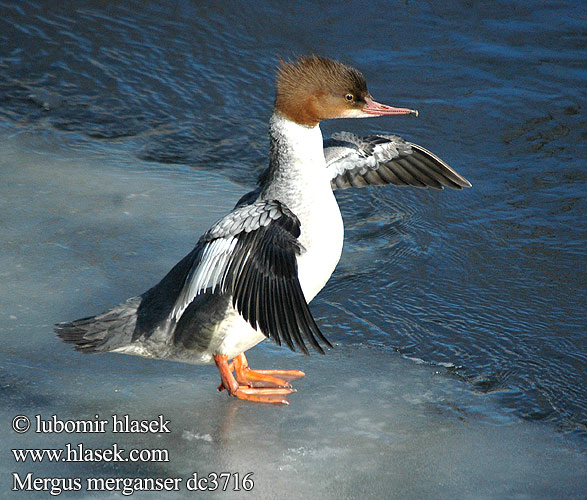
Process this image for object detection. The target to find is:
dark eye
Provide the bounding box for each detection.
[345,93,354,101]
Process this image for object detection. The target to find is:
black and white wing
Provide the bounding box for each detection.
[172,200,331,354]
[324,132,471,190]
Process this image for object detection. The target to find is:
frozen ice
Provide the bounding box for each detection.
[1,127,584,499]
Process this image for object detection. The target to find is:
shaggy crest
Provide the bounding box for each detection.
[275,55,370,126]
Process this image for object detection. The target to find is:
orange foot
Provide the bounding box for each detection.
[214,353,305,405]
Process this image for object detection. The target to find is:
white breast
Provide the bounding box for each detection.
[265,113,345,303]
[294,172,344,302]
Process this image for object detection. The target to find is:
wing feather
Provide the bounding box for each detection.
[325,132,471,190]
[172,199,330,354]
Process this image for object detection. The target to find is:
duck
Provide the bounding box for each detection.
[56,55,471,404]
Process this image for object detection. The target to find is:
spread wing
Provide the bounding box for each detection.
[325,132,471,190]
[172,199,331,354]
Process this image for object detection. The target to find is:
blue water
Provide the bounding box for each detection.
[1,1,585,498]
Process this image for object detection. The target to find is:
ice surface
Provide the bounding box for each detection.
[1,127,584,499]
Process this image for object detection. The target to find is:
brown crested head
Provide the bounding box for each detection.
[274,55,371,126]
[274,55,418,126]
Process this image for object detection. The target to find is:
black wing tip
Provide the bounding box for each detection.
[444,176,472,189]
[309,340,332,356]
[303,337,327,355]
[309,322,333,354]
[282,334,331,356]
[408,143,472,190]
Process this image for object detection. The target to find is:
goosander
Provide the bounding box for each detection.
[56,56,471,404]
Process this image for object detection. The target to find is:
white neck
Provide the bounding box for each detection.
[261,111,330,209]
[268,111,325,174]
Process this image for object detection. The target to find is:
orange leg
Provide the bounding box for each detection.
[233,352,305,387]
[214,353,305,405]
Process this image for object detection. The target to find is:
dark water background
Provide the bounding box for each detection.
[1,1,585,498]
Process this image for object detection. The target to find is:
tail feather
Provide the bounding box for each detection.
[55,297,141,353]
